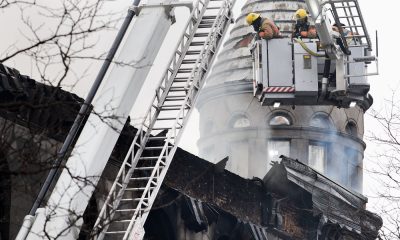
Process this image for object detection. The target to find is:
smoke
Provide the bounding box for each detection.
[195,0,364,193]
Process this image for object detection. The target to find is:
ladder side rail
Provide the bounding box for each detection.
[156,0,205,95]
[353,0,372,50]
[184,0,231,88]
[121,0,209,191]
[328,0,350,50]
[155,1,210,109]
[91,126,147,239]
[127,0,229,225]
[341,1,365,46]
[124,1,233,238]
[327,0,372,50]
[92,86,163,238]
[91,1,209,237]
[340,2,359,40]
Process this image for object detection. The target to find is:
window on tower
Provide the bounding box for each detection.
[267,140,290,163]
[310,114,334,129]
[229,114,251,128]
[345,121,358,137]
[308,142,327,173]
[345,147,362,192]
[269,114,292,126]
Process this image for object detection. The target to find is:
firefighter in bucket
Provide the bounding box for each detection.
[246,12,281,39]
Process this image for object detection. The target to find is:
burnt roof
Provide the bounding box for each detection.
[161,151,382,239]
[0,63,382,239]
[265,156,382,238]
[0,63,83,141]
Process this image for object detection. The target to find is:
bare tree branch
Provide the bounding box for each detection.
[367,88,400,239]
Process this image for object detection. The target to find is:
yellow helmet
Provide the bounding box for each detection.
[246,12,261,25]
[295,9,308,20]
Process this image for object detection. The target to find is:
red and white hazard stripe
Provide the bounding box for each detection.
[263,86,295,93]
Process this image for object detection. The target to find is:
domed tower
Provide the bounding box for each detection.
[197,0,367,193]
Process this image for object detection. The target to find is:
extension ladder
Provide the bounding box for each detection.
[326,0,378,79]
[90,0,233,239]
[326,0,372,50]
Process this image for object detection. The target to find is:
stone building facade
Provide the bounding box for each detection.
[197,0,367,193]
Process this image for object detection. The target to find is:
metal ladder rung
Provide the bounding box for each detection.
[165,97,186,101]
[114,219,133,223]
[202,15,217,19]
[174,78,190,81]
[161,104,186,108]
[157,117,184,120]
[177,68,193,73]
[182,59,197,64]
[194,32,209,37]
[170,86,187,90]
[147,136,168,140]
[133,167,158,171]
[105,231,127,234]
[159,107,187,111]
[198,24,213,28]
[139,156,166,160]
[345,34,365,38]
[190,41,206,46]
[338,15,359,18]
[343,25,363,28]
[170,88,187,92]
[200,20,215,24]
[144,146,172,150]
[166,90,187,95]
[119,197,150,202]
[152,127,182,131]
[115,209,136,212]
[124,186,156,191]
[187,50,201,55]
[335,5,356,9]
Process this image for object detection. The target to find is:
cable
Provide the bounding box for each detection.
[293,38,326,57]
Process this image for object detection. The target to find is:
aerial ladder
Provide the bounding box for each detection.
[90,0,233,239]
[16,0,234,239]
[251,0,378,109]
[16,0,376,239]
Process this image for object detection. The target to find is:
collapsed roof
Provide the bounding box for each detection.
[149,150,382,240]
[0,63,382,239]
[0,63,83,141]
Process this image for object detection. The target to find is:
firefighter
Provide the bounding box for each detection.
[332,22,353,55]
[246,13,281,39]
[333,22,353,39]
[293,9,317,39]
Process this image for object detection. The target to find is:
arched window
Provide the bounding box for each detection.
[230,114,250,128]
[345,122,358,136]
[310,114,334,129]
[269,114,292,126]
[309,142,327,173]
